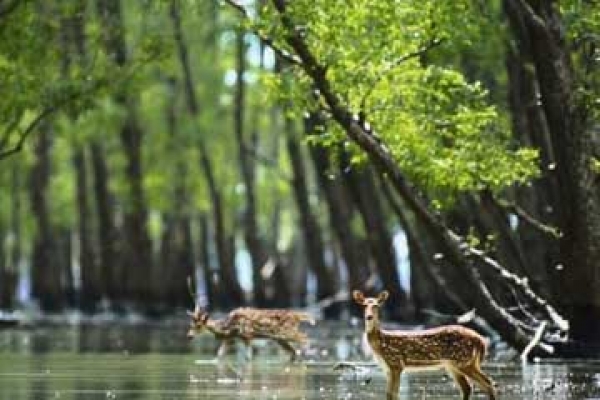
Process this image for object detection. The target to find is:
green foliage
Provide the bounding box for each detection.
[251,0,539,204]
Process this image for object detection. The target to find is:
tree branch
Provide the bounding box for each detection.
[491,194,562,238]
[503,0,547,33]
[0,107,56,160]
[223,0,302,67]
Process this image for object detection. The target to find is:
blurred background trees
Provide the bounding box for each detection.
[0,0,598,355]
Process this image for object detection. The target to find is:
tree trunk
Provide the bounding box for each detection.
[198,214,217,309]
[29,125,64,311]
[159,80,195,310]
[286,122,337,315]
[90,140,119,308]
[504,0,600,347]
[97,0,153,308]
[306,116,370,315]
[234,27,268,306]
[73,148,100,311]
[169,0,244,308]
[340,155,410,319]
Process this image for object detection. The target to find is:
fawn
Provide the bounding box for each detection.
[354,290,496,400]
[187,304,314,361]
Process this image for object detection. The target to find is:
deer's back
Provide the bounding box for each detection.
[224,308,311,342]
[372,325,487,369]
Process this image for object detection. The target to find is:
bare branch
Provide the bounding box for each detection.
[504,0,547,33]
[520,321,552,362]
[493,195,562,238]
[223,0,302,67]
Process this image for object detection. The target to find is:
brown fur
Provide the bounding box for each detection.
[187,306,314,361]
[354,290,496,400]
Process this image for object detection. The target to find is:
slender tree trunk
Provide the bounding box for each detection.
[234,28,268,306]
[286,121,337,315]
[169,0,244,308]
[29,125,64,311]
[198,214,217,309]
[73,148,100,311]
[340,156,410,319]
[159,79,195,309]
[97,0,153,308]
[90,141,119,308]
[306,116,370,315]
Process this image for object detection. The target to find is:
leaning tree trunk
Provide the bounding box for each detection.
[286,122,338,315]
[169,0,244,308]
[97,0,153,308]
[265,0,565,352]
[503,0,600,348]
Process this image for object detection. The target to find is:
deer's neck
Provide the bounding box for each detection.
[365,322,382,347]
[206,319,232,337]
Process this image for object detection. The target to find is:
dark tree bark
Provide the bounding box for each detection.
[169,0,243,308]
[90,141,119,307]
[60,2,101,312]
[29,125,64,312]
[264,0,563,351]
[503,0,600,346]
[306,116,370,315]
[340,156,410,319]
[73,148,100,311]
[286,122,337,315]
[234,27,268,306]
[97,0,153,307]
[0,166,21,310]
[198,214,217,309]
[158,78,195,309]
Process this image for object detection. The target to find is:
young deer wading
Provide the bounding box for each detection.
[187,304,314,362]
[354,290,496,400]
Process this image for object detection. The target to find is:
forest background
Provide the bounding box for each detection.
[0,0,599,357]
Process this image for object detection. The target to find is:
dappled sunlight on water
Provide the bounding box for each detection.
[0,321,599,399]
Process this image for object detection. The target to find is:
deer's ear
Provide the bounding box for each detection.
[377,290,389,304]
[353,290,366,305]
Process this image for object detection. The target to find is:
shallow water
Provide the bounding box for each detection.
[0,320,599,399]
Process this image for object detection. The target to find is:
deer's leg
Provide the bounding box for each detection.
[242,338,253,361]
[460,366,496,400]
[448,368,472,400]
[275,339,297,362]
[217,339,234,358]
[385,369,401,400]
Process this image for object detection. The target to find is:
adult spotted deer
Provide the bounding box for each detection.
[354,290,496,400]
[187,304,314,362]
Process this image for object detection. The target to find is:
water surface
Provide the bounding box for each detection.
[0,320,599,399]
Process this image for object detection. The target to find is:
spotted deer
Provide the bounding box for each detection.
[354,290,496,400]
[187,304,314,362]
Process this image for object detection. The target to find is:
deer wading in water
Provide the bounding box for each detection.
[187,304,314,362]
[354,290,496,400]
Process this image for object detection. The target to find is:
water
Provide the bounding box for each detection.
[0,320,599,399]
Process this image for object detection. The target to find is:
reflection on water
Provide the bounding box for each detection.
[0,320,599,399]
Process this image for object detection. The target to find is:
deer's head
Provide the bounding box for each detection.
[187,305,209,339]
[353,290,389,332]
